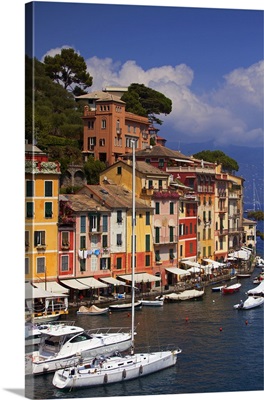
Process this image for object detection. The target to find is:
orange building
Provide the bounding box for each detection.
[76,90,150,166]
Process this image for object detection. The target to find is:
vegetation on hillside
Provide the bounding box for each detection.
[247,211,264,221]
[193,150,239,172]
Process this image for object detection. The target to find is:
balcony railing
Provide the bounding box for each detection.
[154,235,178,244]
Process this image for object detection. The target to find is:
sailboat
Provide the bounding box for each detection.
[52,141,182,390]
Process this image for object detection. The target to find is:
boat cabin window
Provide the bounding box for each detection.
[69,332,93,343]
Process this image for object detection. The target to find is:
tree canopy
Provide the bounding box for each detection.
[192,150,239,172]
[121,83,172,125]
[43,48,93,95]
[247,211,264,221]
[25,55,84,171]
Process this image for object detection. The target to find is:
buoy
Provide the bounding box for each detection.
[219,327,223,332]
[212,300,215,303]
[185,317,189,322]
[127,313,130,317]
[245,320,248,325]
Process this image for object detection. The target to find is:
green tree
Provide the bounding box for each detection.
[25,55,84,167]
[193,150,239,172]
[247,211,264,221]
[84,156,106,184]
[121,83,172,125]
[43,48,93,95]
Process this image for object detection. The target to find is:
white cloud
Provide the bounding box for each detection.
[85,56,263,147]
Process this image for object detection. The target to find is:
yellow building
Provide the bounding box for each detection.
[25,144,61,284]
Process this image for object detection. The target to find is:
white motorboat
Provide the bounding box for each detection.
[109,300,142,311]
[165,289,204,301]
[25,321,76,347]
[53,141,182,391]
[141,298,164,307]
[233,296,264,310]
[26,324,132,375]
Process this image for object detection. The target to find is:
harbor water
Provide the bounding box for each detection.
[25,267,264,399]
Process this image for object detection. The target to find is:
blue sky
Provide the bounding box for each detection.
[25,1,264,150]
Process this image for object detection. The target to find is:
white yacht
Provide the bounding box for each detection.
[25,324,132,375]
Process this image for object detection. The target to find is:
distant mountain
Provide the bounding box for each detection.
[167,140,264,208]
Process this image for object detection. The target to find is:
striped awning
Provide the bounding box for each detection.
[118,272,161,283]
[99,277,125,286]
[60,278,107,290]
[34,281,69,294]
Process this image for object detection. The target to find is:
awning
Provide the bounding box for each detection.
[25,281,68,299]
[34,281,69,294]
[60,278,107,290]
[180,260,201,268]
[100,277,125,286]
[165,267,191,276]
[118,272,161,283]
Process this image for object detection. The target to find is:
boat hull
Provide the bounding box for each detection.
[53,349,181,389]
[141,300,164,307]
[165,290,204,301]
[221,283,241,294]
[109,300,142,311]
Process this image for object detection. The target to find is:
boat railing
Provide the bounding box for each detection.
[134,343,181,353]
[85,326,133,336]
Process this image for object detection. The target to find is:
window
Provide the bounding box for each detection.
[148,180,153,189]
[102,235,108,248]
[45,181,53,197]
[146,212,150,225]
[145,234,150,251]
[91,256,97,272]
[80,216,86,233]
[155,202,160,215]
[158,159,164,168]
[89,214,98,232]
[80,236,86,249]
[190,223,193,234]
[155,227,160,243]
[100,258,109,270]
[180,245,183,257]
[203,229,206,240]
[25,231,29,247]
[102,215,108,232]
[170,202,174,214]
[190,242,193,254]
[26,180,34,197]
[61,255,69,271]
[116,257,122,269]
[155,250,161,262]
[101,119,106,129]
[169,248,174,260]
[99,138,105,146]
[203,247,206,257]
[179,224,184,236]
[117,234,122,246]
[117,210,122,223]
[169,226,174,242]
[145,254,150,266]
[26,202,34,218]
[62,232,69,246]
[25,258,29,275]
[34,231,45,246]
[45,202,53,218]
[37,257,45,274]
[117,166,122,175]
[88,121,94,129]
[158,179,163,188]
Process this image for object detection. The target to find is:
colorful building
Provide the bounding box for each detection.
[25,144,61,285]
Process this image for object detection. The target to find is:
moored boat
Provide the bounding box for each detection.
[25,324,132,375]
[221,283,241,294]
[233,296,264,310]
[212,286,224,292]
[52,348,182,389]
[109,300,142,311]
[77,305,109,315]
[141,298,164,307]
[165,289,204,301]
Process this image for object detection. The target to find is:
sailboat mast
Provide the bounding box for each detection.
[131,140,136,355]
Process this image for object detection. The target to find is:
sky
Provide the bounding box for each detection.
[25,0,264,150]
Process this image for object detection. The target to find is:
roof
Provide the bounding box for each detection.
[134,160,169,176]
[124,145,193,162]
[75,90,125,104]
[60,194,110,213]
[83,184,151,210]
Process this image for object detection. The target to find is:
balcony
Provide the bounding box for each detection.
[89,225,103,234]
[36,244,46,251]
[154,235,178,245]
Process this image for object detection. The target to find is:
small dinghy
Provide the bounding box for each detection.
[77,305,109,315]
[221,283,241,294]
